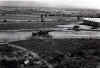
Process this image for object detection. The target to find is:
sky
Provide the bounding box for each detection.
[0,0,100,9]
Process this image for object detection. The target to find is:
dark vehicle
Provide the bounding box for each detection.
[32,30,53,39]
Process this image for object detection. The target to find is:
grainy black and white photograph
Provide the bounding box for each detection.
[0,0,100,68]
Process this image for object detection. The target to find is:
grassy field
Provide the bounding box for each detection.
[11,38,100,56]
[1,7,100,68]
[10,38,100,68]
[0,21,76,30]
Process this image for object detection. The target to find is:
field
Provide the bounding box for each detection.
[10,38,100,55]
[1,6,100,68]
[10,38,100,68]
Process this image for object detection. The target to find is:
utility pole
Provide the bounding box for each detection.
[77,16,83,24]
[40,13,48,29]
[41,14,44,22]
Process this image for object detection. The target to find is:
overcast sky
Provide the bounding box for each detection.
[0,0,100,9]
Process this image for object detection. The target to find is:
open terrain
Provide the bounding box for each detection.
[0,6,100,68]
[10,38,100,68]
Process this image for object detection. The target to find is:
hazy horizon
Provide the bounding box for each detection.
[0,0,100,10]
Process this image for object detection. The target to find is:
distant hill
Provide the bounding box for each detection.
[0,1,48,7]
[0,1,100,18]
